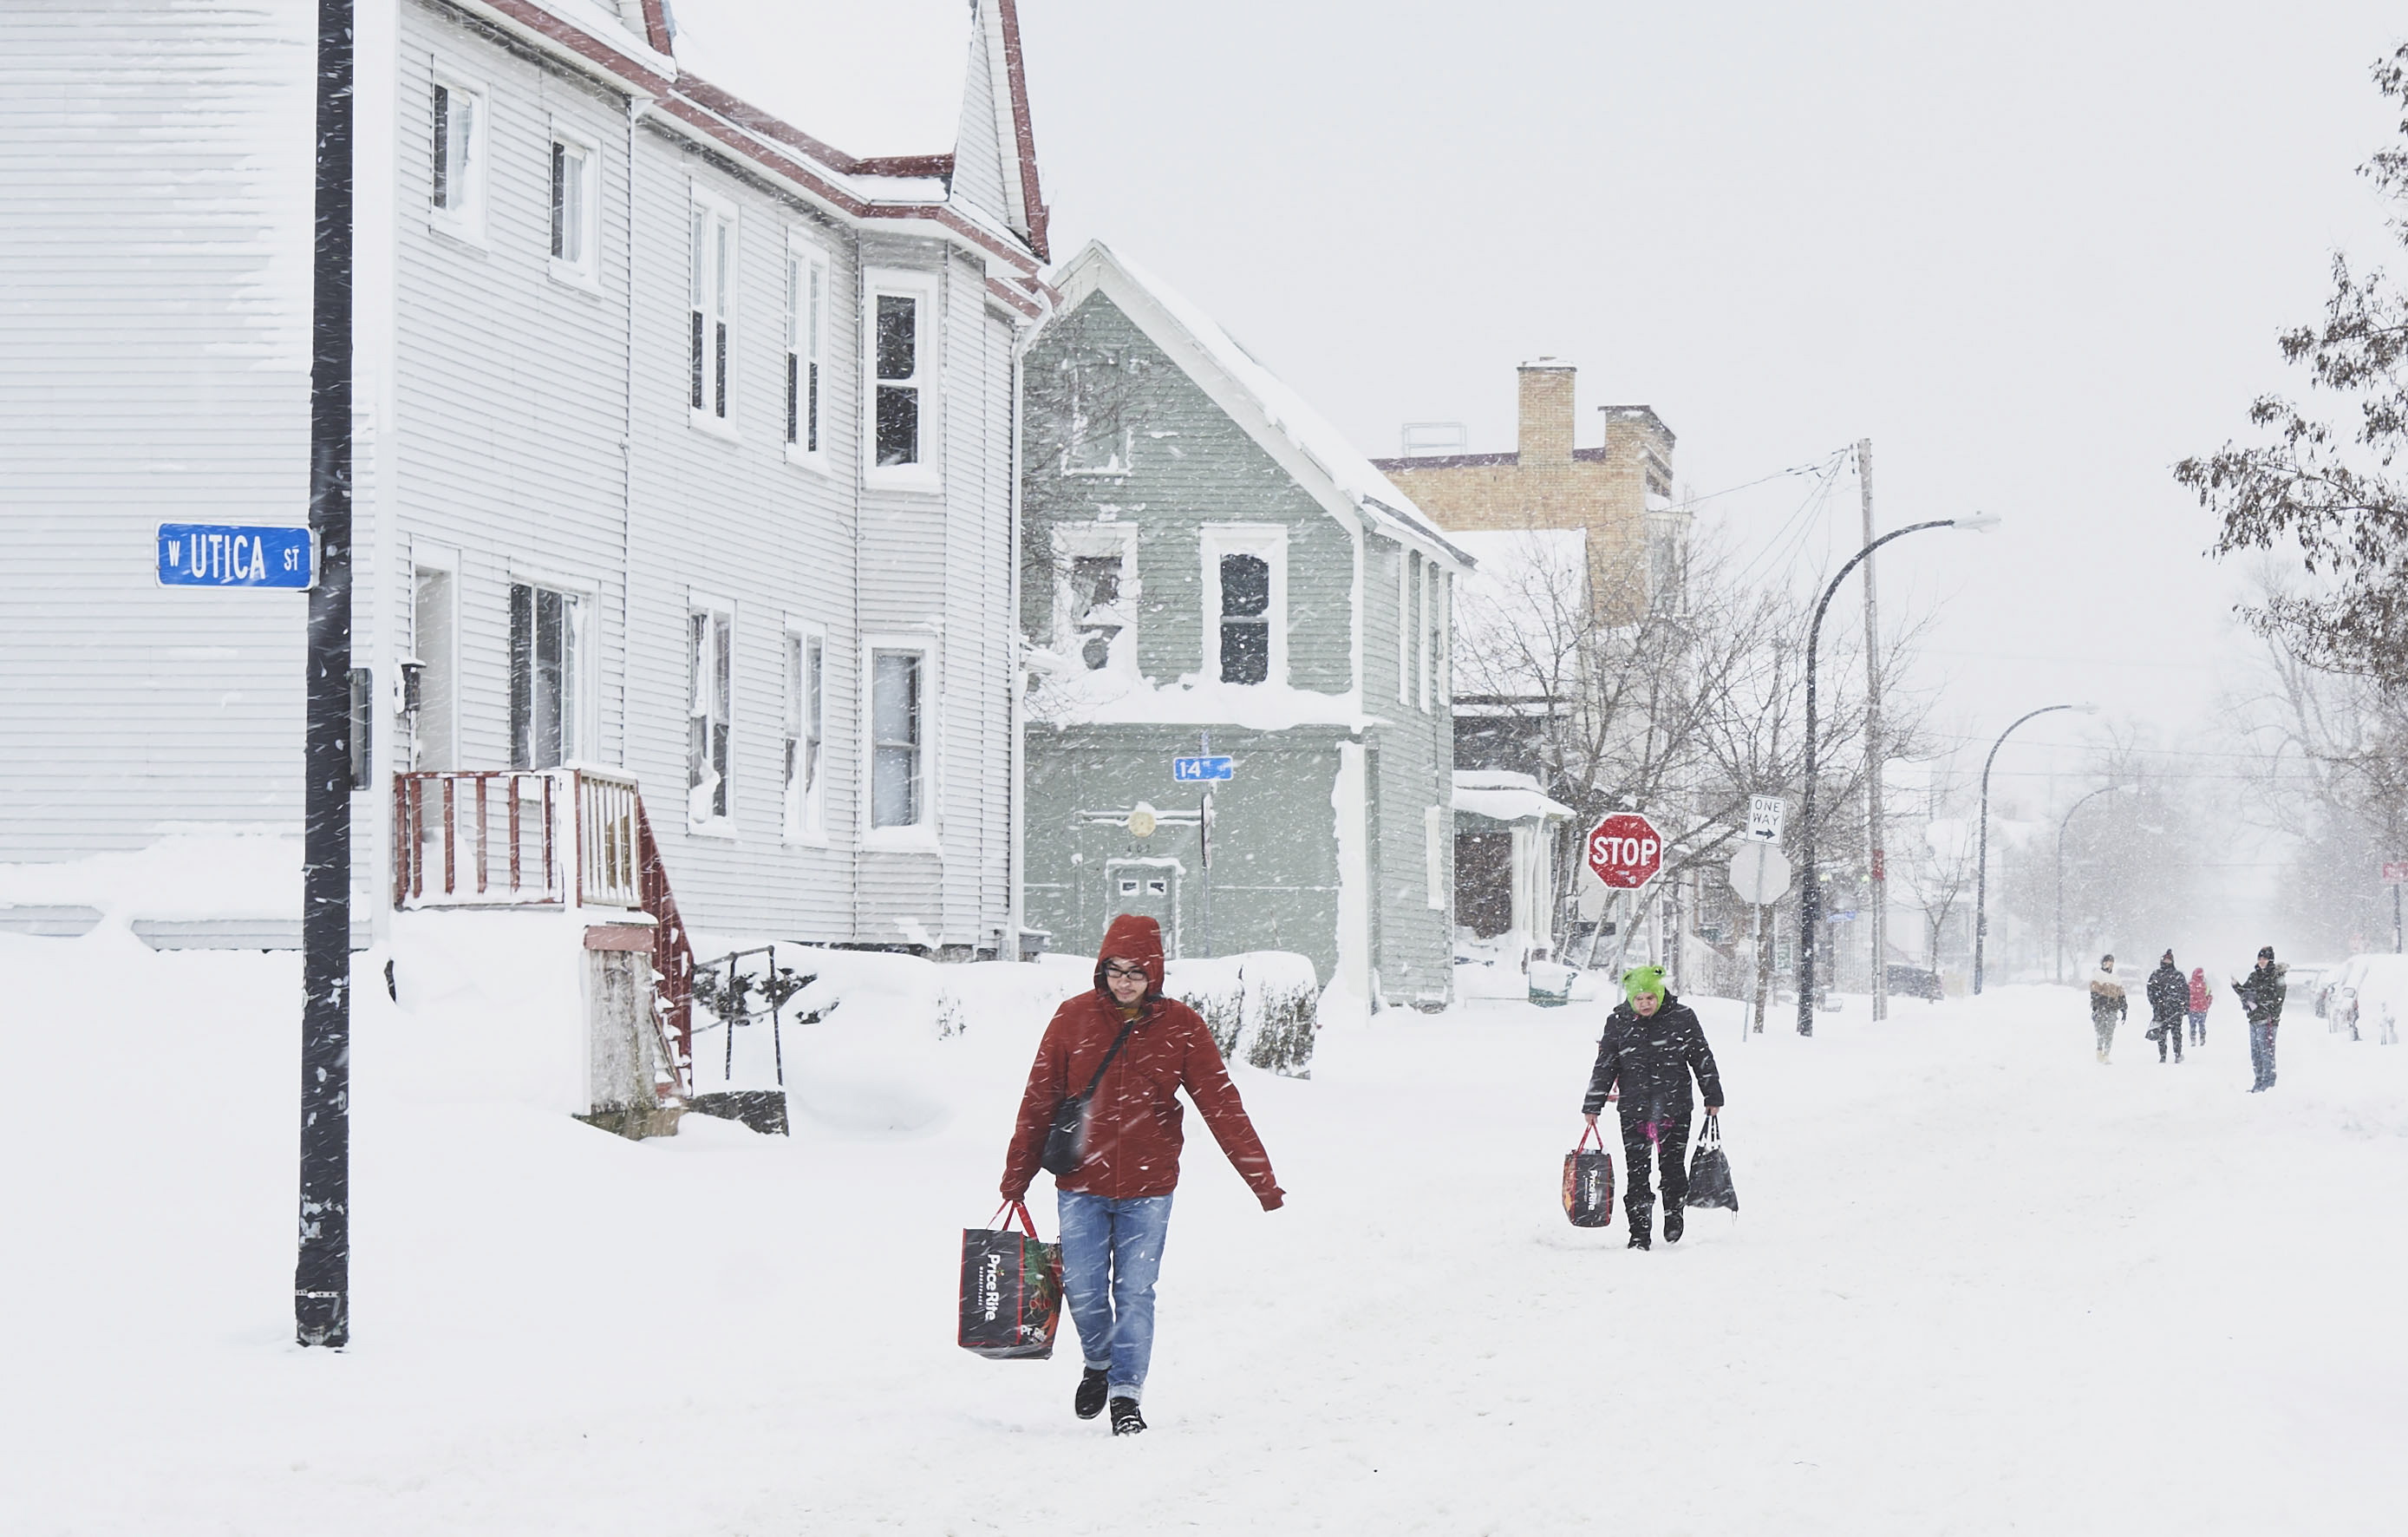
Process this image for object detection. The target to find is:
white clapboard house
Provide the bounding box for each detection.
[0,0,1053,1128]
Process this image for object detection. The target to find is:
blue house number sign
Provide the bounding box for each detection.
[1172,755,1234,782]
[157,524,315,590]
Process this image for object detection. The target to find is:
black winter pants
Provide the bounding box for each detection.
[2157,1015,2185,1062]
[1619,1108,1692,1230]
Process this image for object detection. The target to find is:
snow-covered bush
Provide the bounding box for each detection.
[1166,952,1318,1077]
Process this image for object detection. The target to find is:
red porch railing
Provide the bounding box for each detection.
[394,768,694,1097]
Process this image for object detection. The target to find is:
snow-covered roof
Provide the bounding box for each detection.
[1049,242,1472,569]
[665,0,972,160]
[1452,771,1574,825]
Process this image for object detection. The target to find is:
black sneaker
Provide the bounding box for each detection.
[1626,1229,1650,1250]
[1663,1206,1685,1244]
[1074,1368,1109,1421]
[1109,1396,1146,1436]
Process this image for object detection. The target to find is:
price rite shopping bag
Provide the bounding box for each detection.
[958,1200,1064,1360]
[1563,1123,1616,1228]
[1685,1117,1739,1213]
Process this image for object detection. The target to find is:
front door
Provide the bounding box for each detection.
[1103,860,1181,958]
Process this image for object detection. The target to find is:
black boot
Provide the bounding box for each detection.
[1109,1396,1147,1436]
[1627,1201,1653,1249]
[1663,1204,1685,1244]
[1074,1367,1109,1421]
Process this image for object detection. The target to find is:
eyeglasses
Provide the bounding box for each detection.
[1101,963,1147,981]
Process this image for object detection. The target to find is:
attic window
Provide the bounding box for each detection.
[1060,348,1134,474]
[1219,557,1269,684]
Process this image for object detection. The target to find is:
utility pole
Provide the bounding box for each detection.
[296,0,356,1349]
[1859,440,1887,1022]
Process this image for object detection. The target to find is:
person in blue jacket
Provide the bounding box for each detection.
[1582,965,1724,1249]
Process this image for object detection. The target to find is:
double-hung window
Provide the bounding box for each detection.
[1397,547,1415,705]
[509,583,584,769]
[1053,525,1138,674]
[687,602,734,828]
[429,75,486,240]
[785,236,827,461]
[1415,566,1435,713]
[548,128,597,285]
[865,271,936,486]
[865,644,930,834]
[688,191,737,428]
[1202,526,1285,687]
[783,624,827,841]
[1406,551,1425,709]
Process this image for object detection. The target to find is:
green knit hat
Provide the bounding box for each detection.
[1622,965,1667,1003]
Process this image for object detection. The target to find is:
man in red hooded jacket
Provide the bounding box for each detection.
[1001,914,1284,1436]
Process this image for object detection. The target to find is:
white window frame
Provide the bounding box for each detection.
[1406,550,1426,711]
[1199,524,1288,688]
[1396,545,1413,705]
[506,572,595,771]
[686,594,736,834]
[1052,523,1139,676]
[427,69,489,245]
[546,122,600,289]
[864,267,940,493]
[1422,558,1442,711]
[407,542,461,773]
[688,186,739,436]
[1434,569,1451,703]
[782,618,830,845]
[784,232,831,469]
[1426,804,1448,910]
[860,634,938,849]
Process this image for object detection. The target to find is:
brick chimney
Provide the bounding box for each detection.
[1517,358,1576,464]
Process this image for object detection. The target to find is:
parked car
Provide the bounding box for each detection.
[1886,963,1945,1002]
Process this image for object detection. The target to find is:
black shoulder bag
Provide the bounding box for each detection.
[1040,1016,1141,1177]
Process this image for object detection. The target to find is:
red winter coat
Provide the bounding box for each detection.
[2189,969,2212,1012]
[1001,915,1284,1209]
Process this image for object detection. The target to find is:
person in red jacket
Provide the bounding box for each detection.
[2187,965,2212,1048]
[1001,914,1284,1436]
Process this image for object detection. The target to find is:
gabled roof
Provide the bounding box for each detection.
[460,1,1051,270]
[1049,241,1472,570]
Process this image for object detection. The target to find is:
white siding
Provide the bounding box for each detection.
[4,0,1031,958]
[0,0,314,859]
[949,15,1010,229]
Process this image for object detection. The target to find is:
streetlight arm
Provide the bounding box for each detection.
[1807,520,1961,663]
[1974,701,2084,993]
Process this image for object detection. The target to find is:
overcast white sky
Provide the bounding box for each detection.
[1013,0,2407,841]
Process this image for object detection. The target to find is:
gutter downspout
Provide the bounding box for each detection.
[621,94,650,769]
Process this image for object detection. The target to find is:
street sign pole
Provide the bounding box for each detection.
[296,0,355,1351]
[1198,732,1211,958]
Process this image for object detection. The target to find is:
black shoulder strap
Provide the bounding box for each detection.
[1080,1013,1142,1101]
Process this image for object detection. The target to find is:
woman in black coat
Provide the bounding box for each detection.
[1582,965,1724,1249]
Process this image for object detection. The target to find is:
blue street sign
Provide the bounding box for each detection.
[157,523,314,589]
[1172,755,1235,782]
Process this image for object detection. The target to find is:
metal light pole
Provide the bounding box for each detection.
[297,0,356,1349]
[1972,703,2092,996]
[2054,784,2135,984]
[1796,514,1998,1036]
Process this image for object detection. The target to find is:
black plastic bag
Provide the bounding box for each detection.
[1563,1123,1615,1227]
[958,1201,1063,1359]
[1685,1116,1738,1213]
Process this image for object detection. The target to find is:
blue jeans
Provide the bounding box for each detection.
[1056,1190,1173,1404]
[2249,1022,2278,1089]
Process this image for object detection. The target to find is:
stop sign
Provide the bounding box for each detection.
[1586,813,1663,889]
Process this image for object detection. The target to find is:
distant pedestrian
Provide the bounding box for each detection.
[1000,914,1285,1436]
[2233,945,2287,1092]
[2088,954,2127,1063]
[2145,951,2187,1063]
[2187,965,2211,1047]
[1582,965,1724,1251]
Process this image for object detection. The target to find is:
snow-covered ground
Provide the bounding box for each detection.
[6,932,2406,1534]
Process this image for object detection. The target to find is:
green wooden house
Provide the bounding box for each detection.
[1018,243,1472,1008]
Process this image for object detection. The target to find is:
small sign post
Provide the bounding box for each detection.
[2387,860,2407,953]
